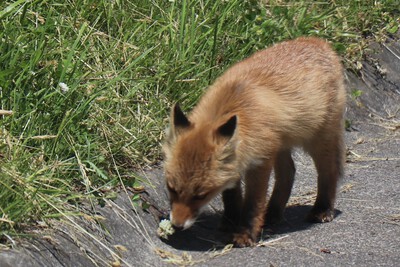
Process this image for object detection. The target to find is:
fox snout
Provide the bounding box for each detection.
[170,202,198,230]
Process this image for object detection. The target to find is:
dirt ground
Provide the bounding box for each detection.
[1,36,399,267]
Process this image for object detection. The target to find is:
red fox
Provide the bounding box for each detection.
[163,37,346,247]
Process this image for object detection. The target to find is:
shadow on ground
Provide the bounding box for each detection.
[161,205,342,251]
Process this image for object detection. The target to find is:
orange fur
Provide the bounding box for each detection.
[163,37,346,247]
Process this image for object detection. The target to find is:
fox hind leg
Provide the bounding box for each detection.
[306,131,344,223]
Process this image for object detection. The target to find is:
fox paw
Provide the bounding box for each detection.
[232,230,255,247]
[307,208,334,223]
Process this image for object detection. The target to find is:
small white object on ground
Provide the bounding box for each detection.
[157,219,175,239]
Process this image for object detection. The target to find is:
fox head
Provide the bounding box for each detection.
[163,103,240,230]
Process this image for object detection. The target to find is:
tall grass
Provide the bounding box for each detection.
[0,0,398,243]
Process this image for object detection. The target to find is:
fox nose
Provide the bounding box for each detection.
[172,220,194,230]
[170,213,184,230]
[172,224,184,231]
[170,212,195,230]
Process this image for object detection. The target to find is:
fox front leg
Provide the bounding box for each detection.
[220,180,243,232]
[233,161,272,247]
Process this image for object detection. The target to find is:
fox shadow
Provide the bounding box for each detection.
[262,205,342,236]
[162,205,342,251]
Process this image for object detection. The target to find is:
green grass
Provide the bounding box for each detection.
[0,0,398,244]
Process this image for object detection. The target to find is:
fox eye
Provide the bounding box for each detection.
[167,184,177,195]
[192,193,208,201]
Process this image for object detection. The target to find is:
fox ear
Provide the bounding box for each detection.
[217,115,237,139]
[167,103,191,141]
[172,103,190,129]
